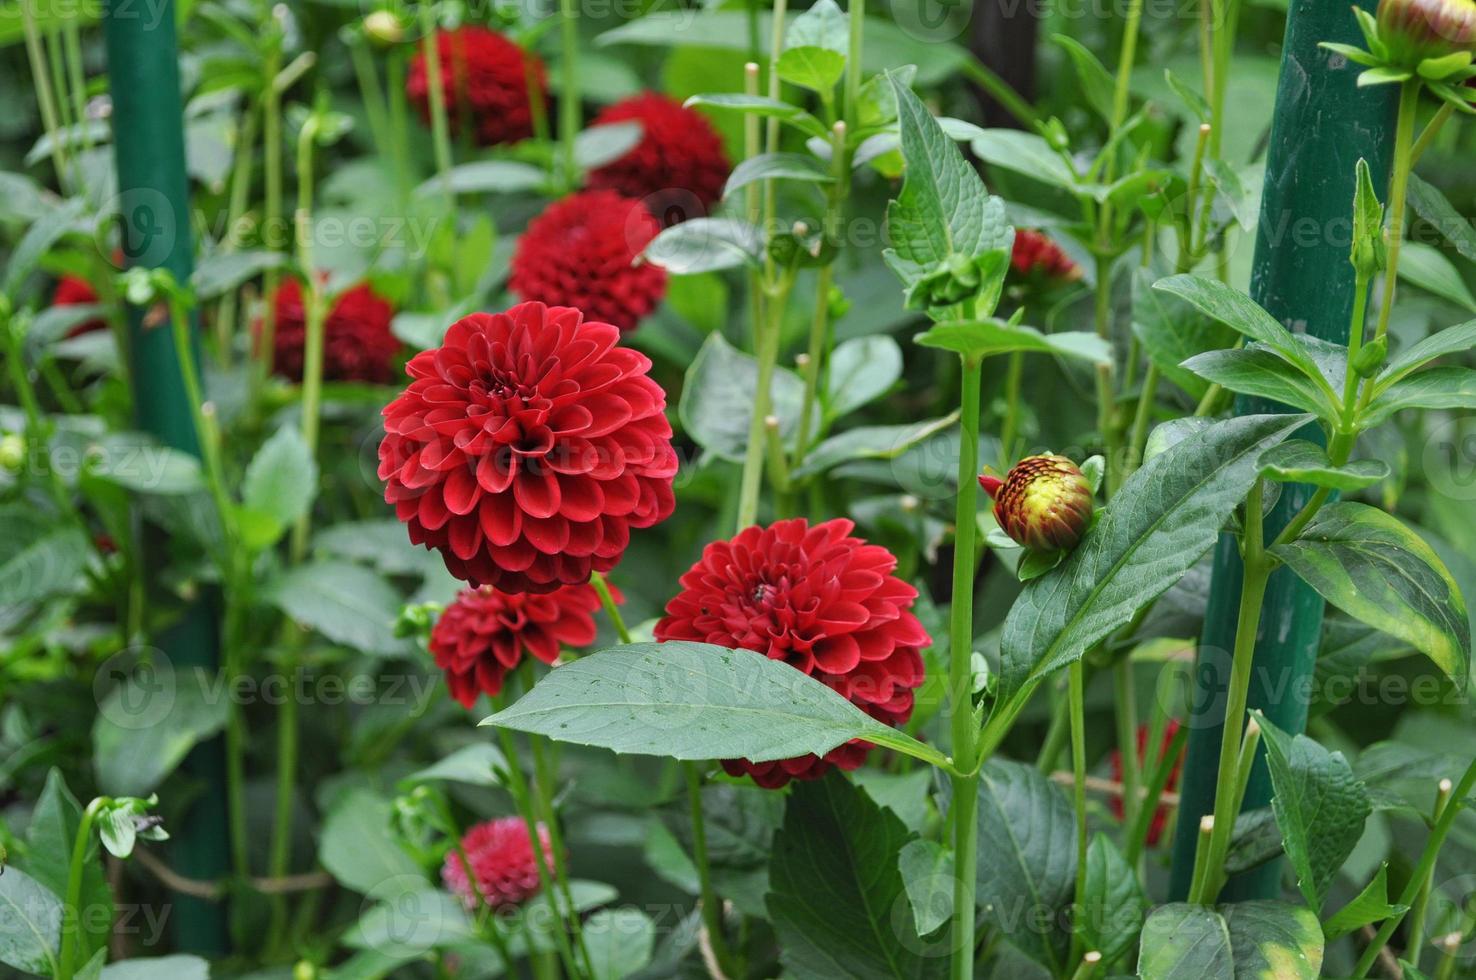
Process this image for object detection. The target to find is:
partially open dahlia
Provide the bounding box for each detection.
[586,92,731,223]
[406,27,547,147]
[442,817,555,910]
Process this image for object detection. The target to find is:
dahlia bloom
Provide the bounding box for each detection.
[1009,229,1081,284]
[1375,0,1476,65]
[52,276,107,336]
[406,27,547,147]
[430,582,605,707]
[980,454,1094,553]
[266,279,400,384]
[442,817,555,910]
[655,518,929,788]
[509,190,667,333]
[587,92,731,223]
[1110,720,1184,846]
[378,301,677,593]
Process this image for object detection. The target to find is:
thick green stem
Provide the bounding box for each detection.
[999,351,1024,468]
[736,273,792,528]
[1411,101,1455,166]
[558,0,580,184]
[1066,661,1088,971]
[57,798,110,979]
[1110,0,1145,131]
[1368,80,1420,352]
[686,763,734,977]
[1112,659,1139,838]
[420,5,455,206]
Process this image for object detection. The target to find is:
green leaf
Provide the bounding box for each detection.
[915,318,1111,364]
[1407,174,1476,263]
[191,249,287,300]
[898,839,954,937]
[723,152,833,199]
[1398,242,1476,312]
[1221,900,1324,979]
[778,47,846,92]
[1270,502,1470,684]
[0,866,61,976]
[99,805,137,859]
[1351,158,1385,276]
[768,774,939,979]
[645,217,764,274]
[1181,347,1341,419]
[267,560,411,656]
[242,424,318,545]
[1323,864,1407,940]
[785,0,847,54]
[24,769,110,964]
[573,121,644,170]
[0,523,90,608]
[1138,904,1233,979]
[100,955,211,980]
[1363,366,1476,426]
[85,434,204,495]
[679,332,815,461]
[1253,711,1372,912]
[481,642,952,770]
[92,664,230,797]
[1051,34,1115,121]
[999,414,1308,697]
[1164,68,1211,120]
[400,743,507,788]
[583,908,656,980]
[3,196,86,297]
[682,94,830,140]
[341,887,472,955]
[1259,440,1389,491]
[1131,268,1240,399]
[412,160,544,197]
[1153,274,1326,385]
[884,76,1013,287]
[793,414,959,480]
[828,335,904,417]
[969,129,1078,191]
[1079,834,1148,967]
[319,787,424,896]
[1374,318,1476,387]
[974,760,1076,964]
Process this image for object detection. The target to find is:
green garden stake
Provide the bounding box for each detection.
[1168,0,1398,902]
[102,0,229,951]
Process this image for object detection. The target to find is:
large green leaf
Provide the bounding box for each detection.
[1407,174,1476,263]
[1079,834,1147,967]
[1221,901,1323,979]
[481,642,951,769]
[1398,242,1476,312]
[999,413,1307,698]
[1138,904,1233,979]
[100,956,211,980]
[0,866,62,976]
[1259,441,1389,491]
[1323,864,1406,940]
[1131,268,1238,399]
[267,560,411,656]
[974,760,1076,965]
[793,415,959,480]
[319,788,424,897]
[679,332,815,461]
[828,335,904,417]
[897,838,954,938]
[92,664,230,796]
[0,516,90,609]
[1270,502,1470,684]
[915,319,1110,364]
[968,129,1078,191]
[241,423,318,546]
[1153,274,1326,385]
[644,217,765,274]
[680,94,829,140]
[1181,347,1339,419]
[583,908,656,980]
[1253,712,1372,912]
[25,770,110,963]
[1362,366,1476,426]
[1374,318,1476,388]
[768,774,940,979]
[723,152,833,199]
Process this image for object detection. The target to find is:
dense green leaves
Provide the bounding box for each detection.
[1323,864,1405,940]
[999,413,1307,697]
[1079,834,1147,966]
[1271,502,1470,684]
[1259,441,1389,491]
[92,664,230,796]
[481,642,951,769]
[1139,904,1232,978]
[681,333,815,461]
[1221,901,1323,979]
[267,560,410,656]
[768,774,941,979]
[1181,347,1340,419]
[1153,274,1325,384]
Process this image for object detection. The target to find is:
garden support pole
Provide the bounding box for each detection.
[1168,0,1396,901]
[102,0,229,951]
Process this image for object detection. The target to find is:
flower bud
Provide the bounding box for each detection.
[1375,0,1476,66]
[0,433,23,472]
[1352,337,1388,378]
[980,454,1094,553]
[362,9,405,45]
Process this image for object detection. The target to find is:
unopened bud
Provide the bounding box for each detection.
[980,454,1094,553]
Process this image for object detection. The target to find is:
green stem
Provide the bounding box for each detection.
[420,5,455,206]
[960,57,1043,133]
[843,0,864,130]
[21,0,70,193]
[256,31,284,392]
[290,121,326,558]
[3,315,71,511]
[1368,80,1420,352]
[1066,660,1088,971]
[735,271,793,529]
[1411,101,1455,167]
[1092,255,1120,493]
[590,570,631,644]
[348,34,393,180]
[793,121,848,462]
[1124,361,1159,478]
[1124,722,1190,865]
[1353,757,1476,977]
[686,763,734,976]
[57,798,108,980]
[1035,684,1069,773]
[558,0,580,184]
[948,355,983,980]
[999,351,1024,467]
[215,100,261,364]
[1110,0,1145,131]
[1406,779,1455,971]
[530,734,591,976]
[1112,658,1139,839]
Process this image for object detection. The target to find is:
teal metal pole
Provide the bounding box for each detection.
[102,0,229,951]
[1168,0,1397,901]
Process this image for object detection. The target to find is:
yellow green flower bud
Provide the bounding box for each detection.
[980,454,1094,553]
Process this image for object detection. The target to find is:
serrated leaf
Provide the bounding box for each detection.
[267,560,410,655]
[1139,904,1233,979]
[242,424,318,544]
[1323,864,1406,940]
[480,642,951,770]
[1181,347,1340,420]
[1253,711,1372,912]
[723,152,833,199]
[915,318,1111,364]
[1153,274,1327,386]
[1259,440,1389,491]
[1270,502,1470,684]
[1079,833,1148,966]
[1221,900,1323,979]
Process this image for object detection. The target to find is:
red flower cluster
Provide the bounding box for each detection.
[379,302,677,594]
[430,583,605,707]
[406,27,547,147]
[587,92,730,223]
[509,190,667,333]
[1009,229,1081,284]
[442,817,555,910]
[655,518,928,788]
[266,279,400,384]
[1110,720,1185,846]
[51,276,107,336]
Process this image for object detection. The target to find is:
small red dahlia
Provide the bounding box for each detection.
[655,518,929,789]
[430,582,606,707]
[265,279,400,384]
[379,301,677,593]
[1009,229,1082,284]
[406,27,547,147]
[52,276,107,336]
[509,190,668,334]
[442,817,555,910]
[586,92,731,224]
[1110,720,1185,846]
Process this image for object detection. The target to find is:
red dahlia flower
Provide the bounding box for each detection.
[442,817,555,910]
[1110,720,1184,846]
[431,582,606,707]
[509,190,668,334]
[1009,229,1082,284]
[406,27,547,147]
[265,279,400,384]
[379,301,677,593]
[655,518,929,788]
[52,276,107,336]
[587,92,731,223]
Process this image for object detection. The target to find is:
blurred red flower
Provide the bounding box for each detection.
[587,92,730,224]
[509,190,667,333]
[1110,720,1185,846]
[51,276,107,336]
[406,27,547,147]
[265,279,400,384]
[442,817,555,910]
[1009,229,1082,284]
[655,518,929,788]
[379,301,677,593]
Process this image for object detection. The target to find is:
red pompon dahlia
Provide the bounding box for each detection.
[981,454,1094,553]
[430,582,606,707]
[586,92,731,223]
[655,518,929,789]
[406,27,547,147]
[1110,720,1184,846]
[1009,229,1082,284]
[442,817,555,910]
[266,279,400,384]
[379,302,678,594]
[509,190,668,333]
[52,276,107,336]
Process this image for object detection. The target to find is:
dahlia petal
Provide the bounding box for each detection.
[513,466,561,520]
